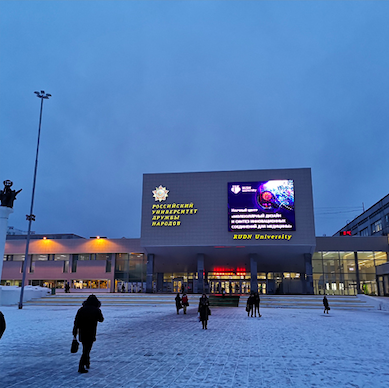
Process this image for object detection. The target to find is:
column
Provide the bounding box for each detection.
[197,254,204,294]
[354,252,362,294]
[0,207,13,283]
[146,254,154,293]
[250,254,258,293]
[156,272,164,293]
[110,254,116,293]
[304,253,314,294]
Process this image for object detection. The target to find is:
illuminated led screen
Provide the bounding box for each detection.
[228,180,295,231]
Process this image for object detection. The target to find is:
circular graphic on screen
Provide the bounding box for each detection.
[257,190,279,210]
[256,180,294,211]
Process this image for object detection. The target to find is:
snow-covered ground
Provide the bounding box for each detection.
[0,301,388,388]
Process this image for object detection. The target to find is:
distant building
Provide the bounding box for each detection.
[6,232,85,240]
[335,194,389,237]
[7,226,29,235]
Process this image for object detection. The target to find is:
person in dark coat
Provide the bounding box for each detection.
[323,295,330,314]
[253,292,261,317]
[246,293,255,317]
[198,294,210,329]
[73,294,104,373]
[0,311,6,339]
[175,293,182,314]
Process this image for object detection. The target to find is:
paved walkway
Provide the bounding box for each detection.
[1,301,388,387]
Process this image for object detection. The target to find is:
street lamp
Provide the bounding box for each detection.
[18,91,51,309]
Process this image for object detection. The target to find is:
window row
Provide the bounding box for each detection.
[312,251,387,275]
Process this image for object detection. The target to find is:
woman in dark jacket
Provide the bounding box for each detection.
[254,292,261,317]
[73,295,104,373]
[246,293,255,317]
[175,293,182,314]
[198,294,210,329]
[323,295,330,314]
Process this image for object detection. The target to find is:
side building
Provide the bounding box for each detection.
[335,193,389,237]
[335,193,389,296]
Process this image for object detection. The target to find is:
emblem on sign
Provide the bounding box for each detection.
[231,185,241,194]
[152,185,169,202]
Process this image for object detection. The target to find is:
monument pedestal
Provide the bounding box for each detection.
[0,207,13,282]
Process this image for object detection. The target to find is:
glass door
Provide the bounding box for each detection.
[173,278,183,293]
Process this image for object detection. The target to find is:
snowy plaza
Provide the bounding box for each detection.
[1,298,389,388]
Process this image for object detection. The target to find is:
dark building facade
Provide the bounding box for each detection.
[336,193,389,237]
[141,168,316,295]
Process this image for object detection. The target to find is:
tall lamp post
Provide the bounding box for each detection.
[18,91,51,309]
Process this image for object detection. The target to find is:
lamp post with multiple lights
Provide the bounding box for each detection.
[18,91,51,309]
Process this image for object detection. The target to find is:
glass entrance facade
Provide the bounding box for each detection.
[312,251,388,296]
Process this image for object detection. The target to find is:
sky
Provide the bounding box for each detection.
[0,1,388,239]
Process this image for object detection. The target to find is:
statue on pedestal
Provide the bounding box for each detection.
[0,180,22,208]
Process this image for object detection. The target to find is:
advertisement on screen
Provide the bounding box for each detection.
[228,180,295,231]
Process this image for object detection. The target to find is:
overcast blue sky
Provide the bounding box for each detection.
[1,1,388,238]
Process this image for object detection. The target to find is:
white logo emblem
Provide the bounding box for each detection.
[231,185,241,194]
[152,185,169,202]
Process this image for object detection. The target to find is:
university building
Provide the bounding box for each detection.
[2,168,389,296]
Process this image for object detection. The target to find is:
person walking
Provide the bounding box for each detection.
[0,311,6,339]
[175,293,182,314]
[323,295,330,314]
[246,292,255,317]
[181,293,189,314]
[198,294,210,329]
[254,291,261,317]
[72,295,104,373]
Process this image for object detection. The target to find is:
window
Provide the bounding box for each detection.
[54,254,70,273]
[360,227,369,236]
[372,220,383,234]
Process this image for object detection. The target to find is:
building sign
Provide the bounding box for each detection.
[228,180,295,231]
[233,233,293,241]
[151,186,198,227]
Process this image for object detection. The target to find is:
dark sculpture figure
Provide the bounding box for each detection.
[0,180,22,208]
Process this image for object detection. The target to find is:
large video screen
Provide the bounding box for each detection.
[228,180,295,231]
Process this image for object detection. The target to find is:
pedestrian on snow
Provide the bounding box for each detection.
[121,284,125,293]
[254,292,261,317]
[72,295,104,373]
[246,292,255,317]
[65,282,70,293]
[175,293,182,314]
[0,311,6,339]
[198,294,210,329]
[181,293,189,314]
[323,295,330,314]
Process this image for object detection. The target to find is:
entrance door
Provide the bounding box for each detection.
[173,278,184,293]
[258,280,266,294]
